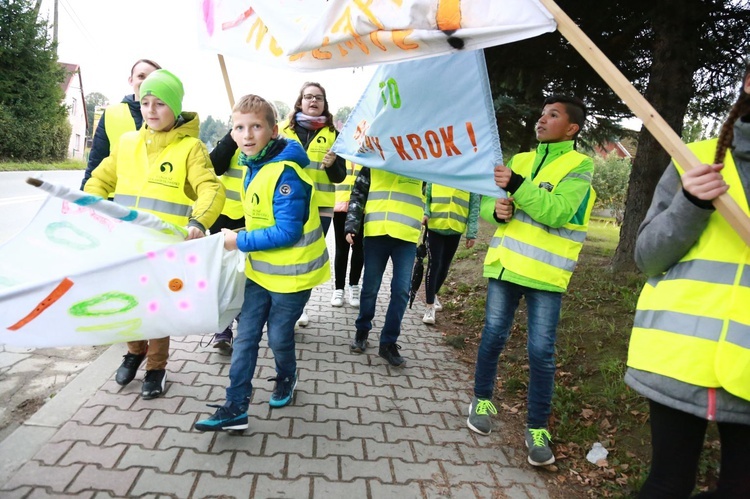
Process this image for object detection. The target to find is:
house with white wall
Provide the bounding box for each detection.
[60,62,88,160]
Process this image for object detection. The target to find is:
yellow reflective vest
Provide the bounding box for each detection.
[113,132,197,226]
[334,161,361,209]
[484,150,595,290]
[364,170,425,243]
[220,150,245,220]
[242,162,330,293]
[428,184,470,233]
[628,139,750,402]
[279,120,337,209]
[104,102,136,146]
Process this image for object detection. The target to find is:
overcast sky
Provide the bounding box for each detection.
[40,0,375,122]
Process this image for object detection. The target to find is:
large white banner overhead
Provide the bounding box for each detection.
[198,0,556,70]
[332,49,505,197]
[0,180,244,348]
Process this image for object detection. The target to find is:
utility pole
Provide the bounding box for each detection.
[53,0,59,49]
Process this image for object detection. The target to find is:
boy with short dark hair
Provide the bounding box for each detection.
[195,94,330,432]
[467,95,595,467]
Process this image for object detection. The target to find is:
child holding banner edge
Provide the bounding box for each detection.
[467,95,595,467]
[195,94,330,432]
[84,69,225,399]
[624,64,750,498]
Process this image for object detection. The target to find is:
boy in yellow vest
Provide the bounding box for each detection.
[85,69,225,399]
[195,94,330,432]
[467,95,595,467]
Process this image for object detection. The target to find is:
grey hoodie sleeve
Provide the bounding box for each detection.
[634,163,714,276]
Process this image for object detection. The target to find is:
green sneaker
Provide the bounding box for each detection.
[467,397,497,435]
[525,428,555,466]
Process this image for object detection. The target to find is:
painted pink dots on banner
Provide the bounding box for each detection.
[140,275,149,285]
[197,280,208,290]
[186,254,198,264]
[146,251,157,260]
[148,301,159,313]
[178,301,190,310]
[165,249,177,261]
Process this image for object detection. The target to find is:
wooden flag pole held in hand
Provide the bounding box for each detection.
[217,54,235,109]
[538,0,750,246]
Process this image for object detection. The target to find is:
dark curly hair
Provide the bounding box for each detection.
[714,62,750,164]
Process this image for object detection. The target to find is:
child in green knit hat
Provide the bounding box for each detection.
[84,69,225,400]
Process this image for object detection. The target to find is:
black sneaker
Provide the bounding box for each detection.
[211,326,233,355]
[378,343,406,367]
[141,369,167,399]
[115,353,146,386]
[350,330,369,353]
[268,371,297,408]
[194,403,248,432]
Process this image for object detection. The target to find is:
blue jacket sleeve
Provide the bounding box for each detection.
[235,166,311,252]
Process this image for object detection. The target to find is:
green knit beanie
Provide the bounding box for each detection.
[140,69,184,118]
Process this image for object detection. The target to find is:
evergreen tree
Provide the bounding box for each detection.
[0,0,70,160]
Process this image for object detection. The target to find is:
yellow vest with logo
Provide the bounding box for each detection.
[335,161,361,205]
[104,102,136,146]
[428,184,470,233]
[279,120,337,209]
[242,161,330,293]
[113,132,196,226]
[364,170,425,243]
[628,139,750,401]
[484,150,595,290]
[220,150,245,220]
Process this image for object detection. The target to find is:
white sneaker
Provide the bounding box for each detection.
[348,285,361,308]
[295,311,309,328]
[434,296,443,311]
[422,307,436,325]
[331,289,345,307]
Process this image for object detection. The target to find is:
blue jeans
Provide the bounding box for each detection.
[473,277,562,428]
[355,235,416,345]
[226,278,310,411]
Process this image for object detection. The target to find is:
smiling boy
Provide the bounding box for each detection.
[195,94,330,432]
[466,95,595,467]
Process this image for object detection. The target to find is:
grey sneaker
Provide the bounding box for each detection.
[525,428,555,466]
[467,397,497,435]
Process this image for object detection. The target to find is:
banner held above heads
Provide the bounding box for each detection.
[198,0,556,70]
[332,49,505,198]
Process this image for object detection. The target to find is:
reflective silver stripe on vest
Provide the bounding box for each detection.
[369,191,424,207]
[430,195,470,209]
[431,212,468,224]
[647,259,741,287]
[225,168,243,179]
[503,235,577,271]
[727,321,750,349]
[315,182,335,193]
[633,309,723,342]
[490,235,501,248]
[563,171,592,182]
[114,195,192,217]
[740,266,750,287]
[225,190,241,201]
[306,160,322,170]
[335,184,351,192]
[515,210,587,243]
[364,212,422,231]
[293,226,324,248]
[249,250,329,276]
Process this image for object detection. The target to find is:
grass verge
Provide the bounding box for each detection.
[0,160,86,172]
[434,217,721,497]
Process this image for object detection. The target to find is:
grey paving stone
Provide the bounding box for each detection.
[174,448,231,474]
[264,435,314,458]
[366,440,412,461]
[412,442,462,463]
[369,479,424,497]
[1,461,82,492]
[287,455,338,480]
[339,421,385,442]
[209,432,264,454]
[291,420,337,439]
[59,442,126,467]
[392,459,444,484]
[142,410,197,432]
[312,476,368,497]
[489,464,546,487]
[116,446,180,473]
[314,436,364,460]
[192,473,254,499]
[104,426,163,449]
[157,428,214,453]
[129,469,197,497]
[231,451,285,478]
[254,475,311,498]
[50,422,114,445]
[67,464,140,497]
[32,441,74,466]
[94,407,149,427]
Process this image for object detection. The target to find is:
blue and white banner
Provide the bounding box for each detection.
[332,49,505,197]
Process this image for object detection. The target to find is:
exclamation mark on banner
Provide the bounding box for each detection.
[466,121,477,152]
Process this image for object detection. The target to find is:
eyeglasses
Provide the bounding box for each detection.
[303,94,325,102]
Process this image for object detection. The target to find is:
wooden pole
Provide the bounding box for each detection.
[538,0,750,246]
[217,54,235,109]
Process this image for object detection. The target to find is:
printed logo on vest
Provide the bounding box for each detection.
[160,162,174,173]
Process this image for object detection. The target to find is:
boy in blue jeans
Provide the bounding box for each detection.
[467,95,595,467]
[195,95,330,431]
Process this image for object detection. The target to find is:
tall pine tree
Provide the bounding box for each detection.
[0,0,70,160]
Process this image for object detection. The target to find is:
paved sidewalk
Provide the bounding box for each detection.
[0,269,551,498]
